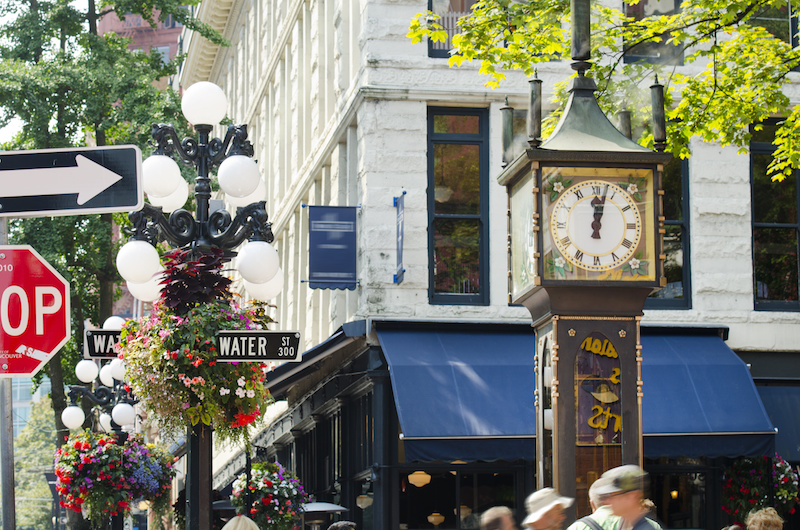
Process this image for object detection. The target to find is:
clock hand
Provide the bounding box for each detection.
[590,184,609,239]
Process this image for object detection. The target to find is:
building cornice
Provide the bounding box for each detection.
[179,0,238,87]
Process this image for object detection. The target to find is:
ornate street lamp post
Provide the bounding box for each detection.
[61,354,138,530]
[115,81,284,528]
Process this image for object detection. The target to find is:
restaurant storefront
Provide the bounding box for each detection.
[212,320,777,530]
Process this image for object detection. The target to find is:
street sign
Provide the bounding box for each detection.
[84,329,121,359]
[0,246,70,378]
[216,331,301,362]
[0,145,143,217]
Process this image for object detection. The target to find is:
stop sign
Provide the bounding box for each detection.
[0,246,70,378]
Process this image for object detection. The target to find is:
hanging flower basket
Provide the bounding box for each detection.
[722,454,800,523]
[118,248,275,444]
[230,462,308,530]
[54,430,174,528]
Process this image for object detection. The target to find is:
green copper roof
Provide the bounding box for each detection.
[540,73,651,153]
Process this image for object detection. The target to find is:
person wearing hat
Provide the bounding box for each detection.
[594,465,662,530]
[481,506,517,530]
[566,476,618,530]
[328,521,357,530]
[522,487,574,530]
[220,515,260,530]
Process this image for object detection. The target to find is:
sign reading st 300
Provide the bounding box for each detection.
[216,331,301,362]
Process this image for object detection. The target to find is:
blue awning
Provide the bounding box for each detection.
[755,385,800,462]
[377,327,536,462]
[641,335,775,459]
[377,327,774,462]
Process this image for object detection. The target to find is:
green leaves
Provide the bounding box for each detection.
[408,0,800,179]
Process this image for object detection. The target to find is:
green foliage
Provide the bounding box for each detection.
[722,455,800,523]
[230,462,308,530]
[119,250,276,445]
[14,397,58,529]
[408,0,800,180]
[160,248,233,315]
[54,430,175,528]
[101,0,227,46]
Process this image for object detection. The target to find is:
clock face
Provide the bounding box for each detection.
[550,180,641,271]
[540,166,657,283]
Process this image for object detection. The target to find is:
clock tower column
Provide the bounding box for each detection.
[497,0,672,520]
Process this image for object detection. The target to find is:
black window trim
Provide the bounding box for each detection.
[751,132,800,312]
[427,106,490,306]
[644,158,692,309]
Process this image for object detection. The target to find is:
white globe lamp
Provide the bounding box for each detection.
[227,179,266,208]
[243,270,284,301]
[75,359,99,384]
[99,413,113,433]
[181,82,227,126]
[127,272,164,303]
[218,155,261,198]
[61,406,85,430]
[111,402,136,427]
[237,241,280,284]
[109,358,126,381]
[99,364,115,387]
[142,155,182,198]
[103,315,126,330]
[117,240,161,284]
[149,180,189,212]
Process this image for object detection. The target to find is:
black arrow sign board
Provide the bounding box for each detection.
[0,145,143,217]
[216,331,302,362]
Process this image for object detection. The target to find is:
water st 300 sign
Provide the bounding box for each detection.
[216,331,301,362]
[0,145,143,217]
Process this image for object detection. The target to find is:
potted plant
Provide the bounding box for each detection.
[230,461,308,530]
[722,454,800,523]
[118,248,275,444]
[54,430,174,528]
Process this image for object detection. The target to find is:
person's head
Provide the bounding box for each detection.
[221,515,260,530]
[745,507,784,530]
[481,506,516,530]
[328,522,357,530]
[521,488,574,530]
[594,465,649,519]
[588,476,613,511]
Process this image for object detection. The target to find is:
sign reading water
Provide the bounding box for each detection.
[84,329,121,359]
[216,330,301,362]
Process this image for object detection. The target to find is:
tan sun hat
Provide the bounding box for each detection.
[594,465,649,496]
[522,487,574,526]
[221,515,260,530]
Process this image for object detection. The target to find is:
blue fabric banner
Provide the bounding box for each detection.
[308,205,357,290]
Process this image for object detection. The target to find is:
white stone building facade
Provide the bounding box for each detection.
[170,1,800,528]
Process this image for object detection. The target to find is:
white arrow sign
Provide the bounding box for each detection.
[1,155,123,205]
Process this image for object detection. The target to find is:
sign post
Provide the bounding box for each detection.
[0,246,71,378]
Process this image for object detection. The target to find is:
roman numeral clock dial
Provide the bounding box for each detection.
[550,180,641,272]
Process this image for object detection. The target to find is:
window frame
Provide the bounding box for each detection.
[427,1,477,59]
[645,158,692,309]
[427,107,490,306]
[623,0,685,66]
[750,132,800,311]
